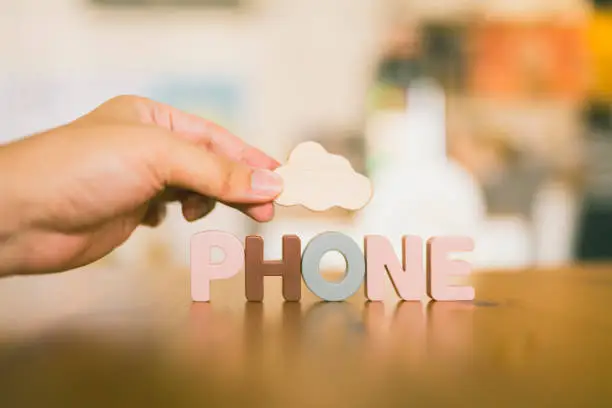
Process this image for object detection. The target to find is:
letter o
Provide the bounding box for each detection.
[301,232,365,301]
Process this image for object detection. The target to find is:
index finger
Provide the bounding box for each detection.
[141,98,282,220]
[143,99,279,167]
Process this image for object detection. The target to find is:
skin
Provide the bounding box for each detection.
[0,95,284,276]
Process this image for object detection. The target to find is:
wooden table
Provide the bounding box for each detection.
[0,263,611,407]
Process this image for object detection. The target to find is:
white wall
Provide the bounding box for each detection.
[0,0,383,155]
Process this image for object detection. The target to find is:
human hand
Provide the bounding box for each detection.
[0,95,283,276]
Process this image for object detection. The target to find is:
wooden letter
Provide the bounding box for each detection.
[301,232,365,301]
[365,235,425,301]
[245,235,302,302]
[427,236,475,301]
[190,231,244,302]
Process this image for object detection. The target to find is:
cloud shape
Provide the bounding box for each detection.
[274,142,373,211]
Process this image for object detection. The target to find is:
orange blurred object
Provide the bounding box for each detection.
[468,22,588,101]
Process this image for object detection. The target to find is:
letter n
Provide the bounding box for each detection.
[365,235,425,301]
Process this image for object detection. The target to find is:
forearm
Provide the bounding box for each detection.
[0,141,30,276]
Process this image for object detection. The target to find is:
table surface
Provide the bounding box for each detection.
[0,263,611,407]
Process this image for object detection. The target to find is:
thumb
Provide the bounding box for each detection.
[160,135,284,204]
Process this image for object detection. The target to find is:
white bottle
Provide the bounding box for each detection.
[356,79,486,261]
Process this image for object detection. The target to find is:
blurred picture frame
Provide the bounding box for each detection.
[145,75,246,135]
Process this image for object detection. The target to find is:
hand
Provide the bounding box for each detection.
[0,95,283,276]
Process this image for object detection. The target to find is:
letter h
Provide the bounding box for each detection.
[245,235,302,302]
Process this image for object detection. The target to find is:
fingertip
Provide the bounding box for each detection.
[182,196,216,222]
[246,203,275,222]
[269,158,281,169]
[142,203,167,227]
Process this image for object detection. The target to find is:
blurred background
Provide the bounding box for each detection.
[0,0,610,272]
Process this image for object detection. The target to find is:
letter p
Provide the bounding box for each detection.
[191,231,244,302]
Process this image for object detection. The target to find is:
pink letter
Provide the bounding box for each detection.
[365,235,425,301]
[191,231,244,302]
[426,236,475,301]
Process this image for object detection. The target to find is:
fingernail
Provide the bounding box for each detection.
[250,169,283,197]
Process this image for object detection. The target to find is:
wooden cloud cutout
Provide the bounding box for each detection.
[274,142,373,211]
